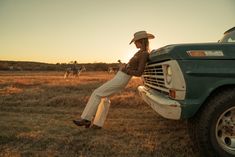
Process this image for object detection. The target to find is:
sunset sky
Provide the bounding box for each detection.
[0,0,234,64]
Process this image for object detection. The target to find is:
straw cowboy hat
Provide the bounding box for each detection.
[129,31,155,44]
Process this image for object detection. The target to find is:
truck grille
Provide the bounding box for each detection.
[142,63,169,94]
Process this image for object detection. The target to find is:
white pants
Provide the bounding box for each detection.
[81,70,132,127]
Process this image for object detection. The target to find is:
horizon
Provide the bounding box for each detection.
[1,0,235,63]
[0,59,119,65]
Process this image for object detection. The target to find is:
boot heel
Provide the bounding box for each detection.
[85,123,91,128]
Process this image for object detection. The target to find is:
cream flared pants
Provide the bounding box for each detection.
[81,70,132,127]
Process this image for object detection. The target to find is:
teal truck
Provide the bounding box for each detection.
[138,27,235,157]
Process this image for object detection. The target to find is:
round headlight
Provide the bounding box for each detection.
[166,66,172,84]
[167,66,172,76]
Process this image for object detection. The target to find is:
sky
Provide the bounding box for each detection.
[0,0,234,64]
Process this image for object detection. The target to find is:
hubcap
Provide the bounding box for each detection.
[216,106,235,154]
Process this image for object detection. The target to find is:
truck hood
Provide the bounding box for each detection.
[148,43,235,63]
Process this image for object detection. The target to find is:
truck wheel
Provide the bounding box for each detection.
[188,88,235,157]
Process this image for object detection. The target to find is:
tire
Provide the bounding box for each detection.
[188,88,235,157]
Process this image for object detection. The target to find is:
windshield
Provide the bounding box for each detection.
[219,30,235,43]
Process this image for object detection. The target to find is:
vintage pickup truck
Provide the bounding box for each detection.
[138,27,235,157]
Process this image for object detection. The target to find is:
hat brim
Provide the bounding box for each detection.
[129,33,155,45]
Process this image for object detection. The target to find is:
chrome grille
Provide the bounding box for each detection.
[142,63,169,94]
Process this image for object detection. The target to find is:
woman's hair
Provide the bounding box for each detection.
[137,38,149,52]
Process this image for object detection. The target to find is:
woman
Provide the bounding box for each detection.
[73,31,155,129]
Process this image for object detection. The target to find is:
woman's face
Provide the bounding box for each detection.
[134,40,142,49]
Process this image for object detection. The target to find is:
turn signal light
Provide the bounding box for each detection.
[187,50,224,57]
[187,50,206,57]
[169,89,176,99]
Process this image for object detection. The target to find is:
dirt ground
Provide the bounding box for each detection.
[0,71,200,157]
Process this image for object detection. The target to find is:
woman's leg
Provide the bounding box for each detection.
[93,97,111,127]
[81,71,132,121]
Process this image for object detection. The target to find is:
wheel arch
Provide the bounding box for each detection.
[194,84,235,117]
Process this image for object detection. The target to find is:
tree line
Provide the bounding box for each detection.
[0,60,119,71]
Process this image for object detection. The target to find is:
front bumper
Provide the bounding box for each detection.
[138,86,182,120]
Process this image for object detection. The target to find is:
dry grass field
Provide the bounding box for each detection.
[0,71,200,157]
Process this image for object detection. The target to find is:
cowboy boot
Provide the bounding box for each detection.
[73,119,91,128]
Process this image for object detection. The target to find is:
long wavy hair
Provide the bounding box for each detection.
[136,38,150,52]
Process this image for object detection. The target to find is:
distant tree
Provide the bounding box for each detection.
[0,62,9,70]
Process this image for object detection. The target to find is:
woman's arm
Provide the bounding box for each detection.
[125,52,149,77]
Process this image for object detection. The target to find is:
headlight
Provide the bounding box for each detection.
[166,65,172,84]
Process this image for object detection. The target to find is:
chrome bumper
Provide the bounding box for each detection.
[138,86,181,120]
